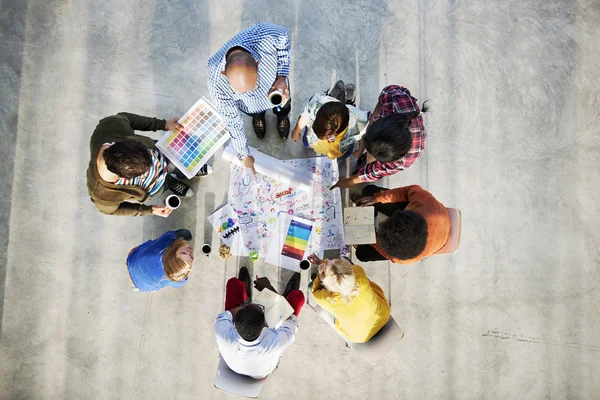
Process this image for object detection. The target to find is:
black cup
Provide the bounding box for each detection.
[299,260,310,270]
[168,196,180,208]
[201,244,211,256]
[270,93,282,105]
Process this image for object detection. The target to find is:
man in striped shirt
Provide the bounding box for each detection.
[207,23,292,173]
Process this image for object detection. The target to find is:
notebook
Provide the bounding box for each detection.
[343,206,376,245]
[253,288,295,329]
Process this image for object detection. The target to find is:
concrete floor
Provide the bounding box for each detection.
[1,0,599,399]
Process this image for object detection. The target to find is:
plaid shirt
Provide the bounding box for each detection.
[357,85,426,182]
[207,23,291,158]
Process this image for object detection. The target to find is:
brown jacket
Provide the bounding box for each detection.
[86,112,166,216]
[372,185,450,264]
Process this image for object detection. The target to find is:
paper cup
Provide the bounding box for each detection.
[201,244,211,256]
[165,195,181,210]
[269,90,283,106]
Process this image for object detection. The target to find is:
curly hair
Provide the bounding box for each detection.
[235,304,265,341]
[103,140,152,179]
[377,210,428,260]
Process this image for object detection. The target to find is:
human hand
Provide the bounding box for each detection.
[355,196,377,207]
[253,276,275,292]
[243,155,257,174]
[291,125,302,142]
[152,205,173,218]
[269,76,289,105]
[330,176,355,190]
[165,117,184,131]
[307,254,322,265]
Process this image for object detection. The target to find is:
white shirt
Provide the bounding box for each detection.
[214,311,298,379]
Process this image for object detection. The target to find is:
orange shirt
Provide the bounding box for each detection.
[372,185,450,264]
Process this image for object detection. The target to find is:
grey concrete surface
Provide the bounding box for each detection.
[1,0,599,399]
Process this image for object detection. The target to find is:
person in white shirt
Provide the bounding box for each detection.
[214,267,304,379]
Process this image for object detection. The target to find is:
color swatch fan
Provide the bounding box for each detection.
[157,97,229,179]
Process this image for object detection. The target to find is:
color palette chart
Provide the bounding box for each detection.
[281,219,313,260]
[157,96,229,179]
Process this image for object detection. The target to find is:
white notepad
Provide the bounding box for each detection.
[343,206,376,245]
[253,288,294,329]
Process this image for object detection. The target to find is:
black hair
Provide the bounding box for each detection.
[363,112,418,163]
[313,102,350,139]
[235,304,265,341]
[377,210,428,260]
[103,140,152,179]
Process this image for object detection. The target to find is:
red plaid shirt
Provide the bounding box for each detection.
[357,85,426,182]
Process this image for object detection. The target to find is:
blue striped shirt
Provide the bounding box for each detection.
[207,22,291,158]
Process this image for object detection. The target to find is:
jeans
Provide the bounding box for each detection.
[355,185,408,262]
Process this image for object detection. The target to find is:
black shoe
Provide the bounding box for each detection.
[345,83,356,105]
[276,116,290,139]
[238,266,252,302]
[166,174,194,198]
[252,114,266,138]
[195,164,213,177]
[326,80,345,103]
[283,273,300,297]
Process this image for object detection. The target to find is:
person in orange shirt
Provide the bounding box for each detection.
[351,185,451,264]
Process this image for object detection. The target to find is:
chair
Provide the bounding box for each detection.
[214,356,267,398]
[307,284,404,365]
[436,208,462,255]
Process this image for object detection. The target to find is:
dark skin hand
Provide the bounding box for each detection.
[254,276,277,294]
[330,175,363,190]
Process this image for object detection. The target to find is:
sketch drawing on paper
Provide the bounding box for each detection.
[226,156,344,258]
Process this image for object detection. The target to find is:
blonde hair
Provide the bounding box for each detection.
[321,259,360,305]
[163,238,192,282]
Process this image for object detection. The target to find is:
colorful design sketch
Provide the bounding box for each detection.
[227,156,345,258]
[157,97,229,179]
[282,219,313,260]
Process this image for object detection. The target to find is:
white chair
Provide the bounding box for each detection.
[307,284,404,365]
[436,208,462,255]
[214,356,267,398]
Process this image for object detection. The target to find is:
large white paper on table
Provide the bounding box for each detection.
[265,214,314,272]
[253,288,294,329]
[343,206,376,244]
[226,156,344,259]
[222,144,313,192]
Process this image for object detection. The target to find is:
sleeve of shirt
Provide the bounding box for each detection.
[300,93,322,126]
[374,184,425,204]
[273,315,298,350]
[214,311,237,345]
[117,112,166,131]
[265,24,291,77]
[208,84,250,158]
[357,160,405,182]
[339,135,359,156]
[347,105,370,123]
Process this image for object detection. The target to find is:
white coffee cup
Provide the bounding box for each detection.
[165,194,181,210]
[269,90,283,106]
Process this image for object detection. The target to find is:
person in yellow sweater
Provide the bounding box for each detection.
[307,255,390,343]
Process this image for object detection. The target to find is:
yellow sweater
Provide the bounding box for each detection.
[312,265,391,343]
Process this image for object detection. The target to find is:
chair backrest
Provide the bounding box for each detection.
[308,283,404,365]
[214,356,267,398]
[350,316,404,365]
[436,208,462,255]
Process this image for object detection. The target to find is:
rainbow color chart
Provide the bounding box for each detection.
[281,219,313,260]
[156,97,229,179]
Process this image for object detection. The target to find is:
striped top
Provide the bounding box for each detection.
[207,22,291,158]
[115,148,168,195]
